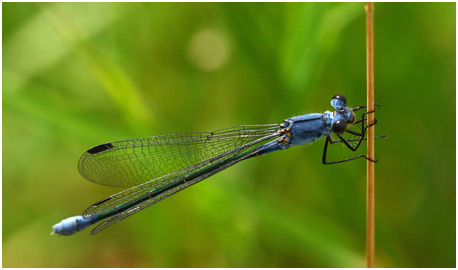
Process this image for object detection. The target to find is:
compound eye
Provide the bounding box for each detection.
[332,94,347,104]
[332,120,347,135]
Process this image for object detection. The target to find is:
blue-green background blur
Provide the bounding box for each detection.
[3,2,455,267]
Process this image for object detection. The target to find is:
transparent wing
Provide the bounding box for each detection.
[79,124,280,188]
[81,131,281,217]
[89,137,280,235]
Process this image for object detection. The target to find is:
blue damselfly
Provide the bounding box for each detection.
[52,95,383,235]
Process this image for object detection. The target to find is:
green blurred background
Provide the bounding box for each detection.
[3,2,455,267]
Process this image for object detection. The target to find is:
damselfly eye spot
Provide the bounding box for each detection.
[332,120,347,135]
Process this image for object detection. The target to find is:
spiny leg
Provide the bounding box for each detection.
[339,112,371,151]
[347,117,378,136]
[354,110,376,125]
[344,107,380,149]
[322,136,379,164]
[352,103,380,112]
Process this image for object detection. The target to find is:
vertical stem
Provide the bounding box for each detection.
[365,2,375,268]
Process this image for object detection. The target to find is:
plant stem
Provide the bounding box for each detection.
[365,2,375,268]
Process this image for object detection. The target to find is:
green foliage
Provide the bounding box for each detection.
[3,2,455,267]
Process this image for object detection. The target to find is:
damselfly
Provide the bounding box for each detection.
[52,95,383,235]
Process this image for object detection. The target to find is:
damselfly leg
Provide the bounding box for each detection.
[322,106,383,164]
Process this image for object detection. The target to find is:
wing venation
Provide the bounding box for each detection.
[79,124,280,188]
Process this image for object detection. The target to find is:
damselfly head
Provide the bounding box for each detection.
[330,94,354,131]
